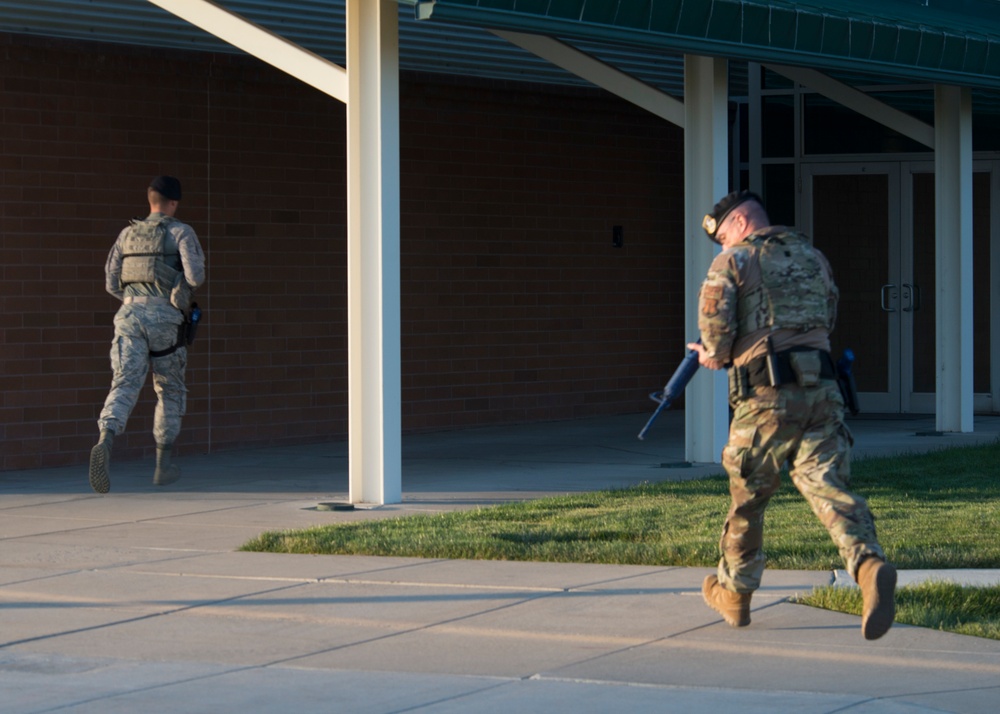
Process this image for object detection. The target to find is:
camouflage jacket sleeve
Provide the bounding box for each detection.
[697,248,746,363]
[171,221,206,290]
[104,226,129,301]
[814,246,839,330]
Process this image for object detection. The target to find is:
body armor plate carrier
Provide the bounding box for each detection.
[737,232,836,335]
[120,216,182,298]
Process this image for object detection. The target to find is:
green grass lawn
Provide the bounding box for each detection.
[796,581,1000,640]
[242,439,1000,638]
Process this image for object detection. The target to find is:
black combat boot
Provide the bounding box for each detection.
[89,429,114,494]
[153,443,180,486]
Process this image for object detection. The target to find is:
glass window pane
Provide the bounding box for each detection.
[811,174,891,394]
[911,172,991,394]
[762,164,795,227]
[762,96,795,158]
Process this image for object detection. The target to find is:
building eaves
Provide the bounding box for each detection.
[409,0,1000,90]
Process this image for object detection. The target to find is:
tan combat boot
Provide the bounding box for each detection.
[89,429,114,494]
[702,574,752,627]
[857,557,896,640]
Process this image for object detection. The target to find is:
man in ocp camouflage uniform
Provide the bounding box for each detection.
[89,176,205,494]
[688,190,896,640]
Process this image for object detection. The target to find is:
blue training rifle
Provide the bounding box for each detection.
[637,340,701,440]
[836,348,860,415]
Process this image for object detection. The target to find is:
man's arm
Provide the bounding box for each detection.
[175,224,206,290]
[693,253,740,369]
[104,229,127,301]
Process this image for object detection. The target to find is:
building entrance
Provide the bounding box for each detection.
[801,162,997,413]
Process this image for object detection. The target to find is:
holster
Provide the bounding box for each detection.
[728,366,749,401]
[184,317,199,345]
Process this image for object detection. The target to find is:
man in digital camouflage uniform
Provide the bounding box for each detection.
[89,176,205,494]
[688,190,896,640]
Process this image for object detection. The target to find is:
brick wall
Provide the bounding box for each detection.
[0,33,686,471]
[400,77,686,430]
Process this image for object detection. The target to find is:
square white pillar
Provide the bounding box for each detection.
[934,85,974,433]
[683,55,730,464]
[347,0,402,503]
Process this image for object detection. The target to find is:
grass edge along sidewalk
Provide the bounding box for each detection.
[242,440,1000,640]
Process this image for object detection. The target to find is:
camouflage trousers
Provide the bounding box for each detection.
[97,304,187,445]
[716,380,885,593]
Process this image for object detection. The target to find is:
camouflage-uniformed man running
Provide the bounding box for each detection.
[689,190,896,640]
[90,176,206,494]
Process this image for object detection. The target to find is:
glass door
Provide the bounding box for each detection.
[905,162,995,413]
[800,163,902,412]
[802,161,996,414]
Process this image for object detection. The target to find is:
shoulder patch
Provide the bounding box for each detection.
[703,285,724,300]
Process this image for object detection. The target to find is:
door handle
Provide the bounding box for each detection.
[880,284,898,312]
[902,283,921,312]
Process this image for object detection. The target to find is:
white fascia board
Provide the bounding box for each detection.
[766,63,934,149]
[147,0,348,103]
[491,29,685,128]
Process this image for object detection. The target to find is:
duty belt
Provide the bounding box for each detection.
[734,347,836,390]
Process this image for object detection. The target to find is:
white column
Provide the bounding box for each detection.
[934,84,974,433]
[683,55,730,464]
[347,0,402,503]
[992,162,1000,413]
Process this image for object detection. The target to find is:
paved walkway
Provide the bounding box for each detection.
[2,411,1000,713]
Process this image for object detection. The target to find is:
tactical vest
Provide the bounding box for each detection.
[736,231,835,335]
[120,216,183,297]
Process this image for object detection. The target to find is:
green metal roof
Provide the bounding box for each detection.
[3,1,998,109]
[410,0,1000,90]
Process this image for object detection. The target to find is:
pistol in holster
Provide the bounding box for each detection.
[728,338,837,401]
[184,302,202,346]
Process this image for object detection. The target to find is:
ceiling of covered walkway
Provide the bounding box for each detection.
[0,1,689,93]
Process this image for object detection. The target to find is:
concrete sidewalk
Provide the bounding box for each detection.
[2,411,1000,713]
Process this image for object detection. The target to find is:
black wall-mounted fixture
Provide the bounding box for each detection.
[612,225,624,248]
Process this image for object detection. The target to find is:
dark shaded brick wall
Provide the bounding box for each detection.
[399,77,686,430]
[0,33,685,471]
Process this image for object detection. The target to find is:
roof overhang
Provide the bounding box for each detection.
[0,1,690,94]
[407,0,1000,90]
